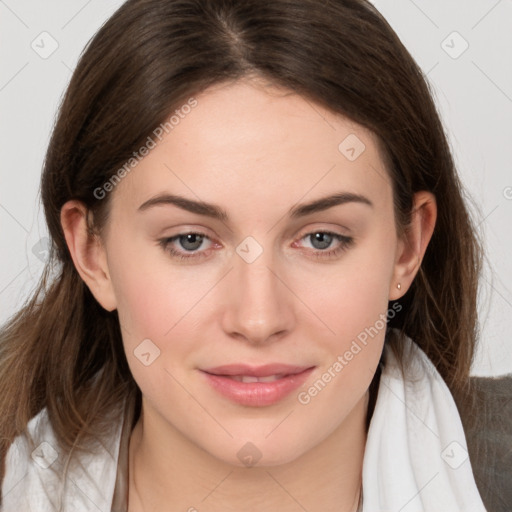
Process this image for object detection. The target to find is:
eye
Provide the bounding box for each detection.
[306,232,335,250]
[158,230,355,262]
[158,232,216,260]
[294,231,354,259]
[175,233,206,251]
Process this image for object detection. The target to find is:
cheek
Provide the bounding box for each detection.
[292,234,395,346]
[294,259,391,423]
[106,239,218,384]
[111,265,196,406]
[107,230,197,336]
[290,230,395,412]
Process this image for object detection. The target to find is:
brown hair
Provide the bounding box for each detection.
[0,0,484,504]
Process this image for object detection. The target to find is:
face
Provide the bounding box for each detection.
[101,77,401,466]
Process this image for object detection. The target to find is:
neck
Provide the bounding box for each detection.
[128,392,368,512]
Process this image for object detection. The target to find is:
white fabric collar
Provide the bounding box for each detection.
[362,334,487,511]
[1,401,123,511]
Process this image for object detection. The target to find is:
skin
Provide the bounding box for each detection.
[61,76,437,511]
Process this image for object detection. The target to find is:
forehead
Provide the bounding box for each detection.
[111,78,392,217]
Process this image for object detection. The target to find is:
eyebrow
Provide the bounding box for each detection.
[137,191,373,221]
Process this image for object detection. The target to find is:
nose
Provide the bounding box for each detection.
[220,246,296,345]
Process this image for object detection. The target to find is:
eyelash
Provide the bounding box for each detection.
[158,231,355,261]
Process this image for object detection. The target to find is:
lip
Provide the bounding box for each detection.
[203,363,312,378]
[200,364,315,407]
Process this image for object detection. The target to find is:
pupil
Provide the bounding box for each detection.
[180,234,203,251]
[311,232,332,250]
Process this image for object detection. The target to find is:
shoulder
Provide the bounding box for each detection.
[458,374,512,512]
[1,405,125,511]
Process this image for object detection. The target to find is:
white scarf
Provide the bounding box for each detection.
[1,334,487,511]
[362,334,487,512]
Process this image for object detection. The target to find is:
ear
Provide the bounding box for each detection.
[60,200,117,311]
[389,191,437,300]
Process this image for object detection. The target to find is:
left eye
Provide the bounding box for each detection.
[293,231,354,257]
[173,233,208,251]
[302,232,337,250]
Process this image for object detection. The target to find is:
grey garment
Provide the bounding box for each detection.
[456,375,512,512]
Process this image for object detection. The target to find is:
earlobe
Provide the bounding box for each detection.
[60,200,117,311]
[389,191,437,300]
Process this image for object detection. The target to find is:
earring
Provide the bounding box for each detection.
[397,283,401,290]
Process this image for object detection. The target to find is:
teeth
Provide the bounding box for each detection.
[229,374,285,383]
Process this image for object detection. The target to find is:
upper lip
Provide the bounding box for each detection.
[201,364,313,378]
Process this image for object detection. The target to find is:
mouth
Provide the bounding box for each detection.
[199,363,315,407]
[219,374,289,383]
[202,363,313,378]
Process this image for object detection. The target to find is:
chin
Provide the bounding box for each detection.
[203,433,312,469]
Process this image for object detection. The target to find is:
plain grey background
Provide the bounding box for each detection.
[0,0,511,376]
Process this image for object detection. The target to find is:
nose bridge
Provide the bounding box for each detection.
[221,239,295,343]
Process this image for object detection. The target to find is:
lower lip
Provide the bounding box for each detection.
[200,367,315,407]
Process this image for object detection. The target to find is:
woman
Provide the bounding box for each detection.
[1,0,509,510]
